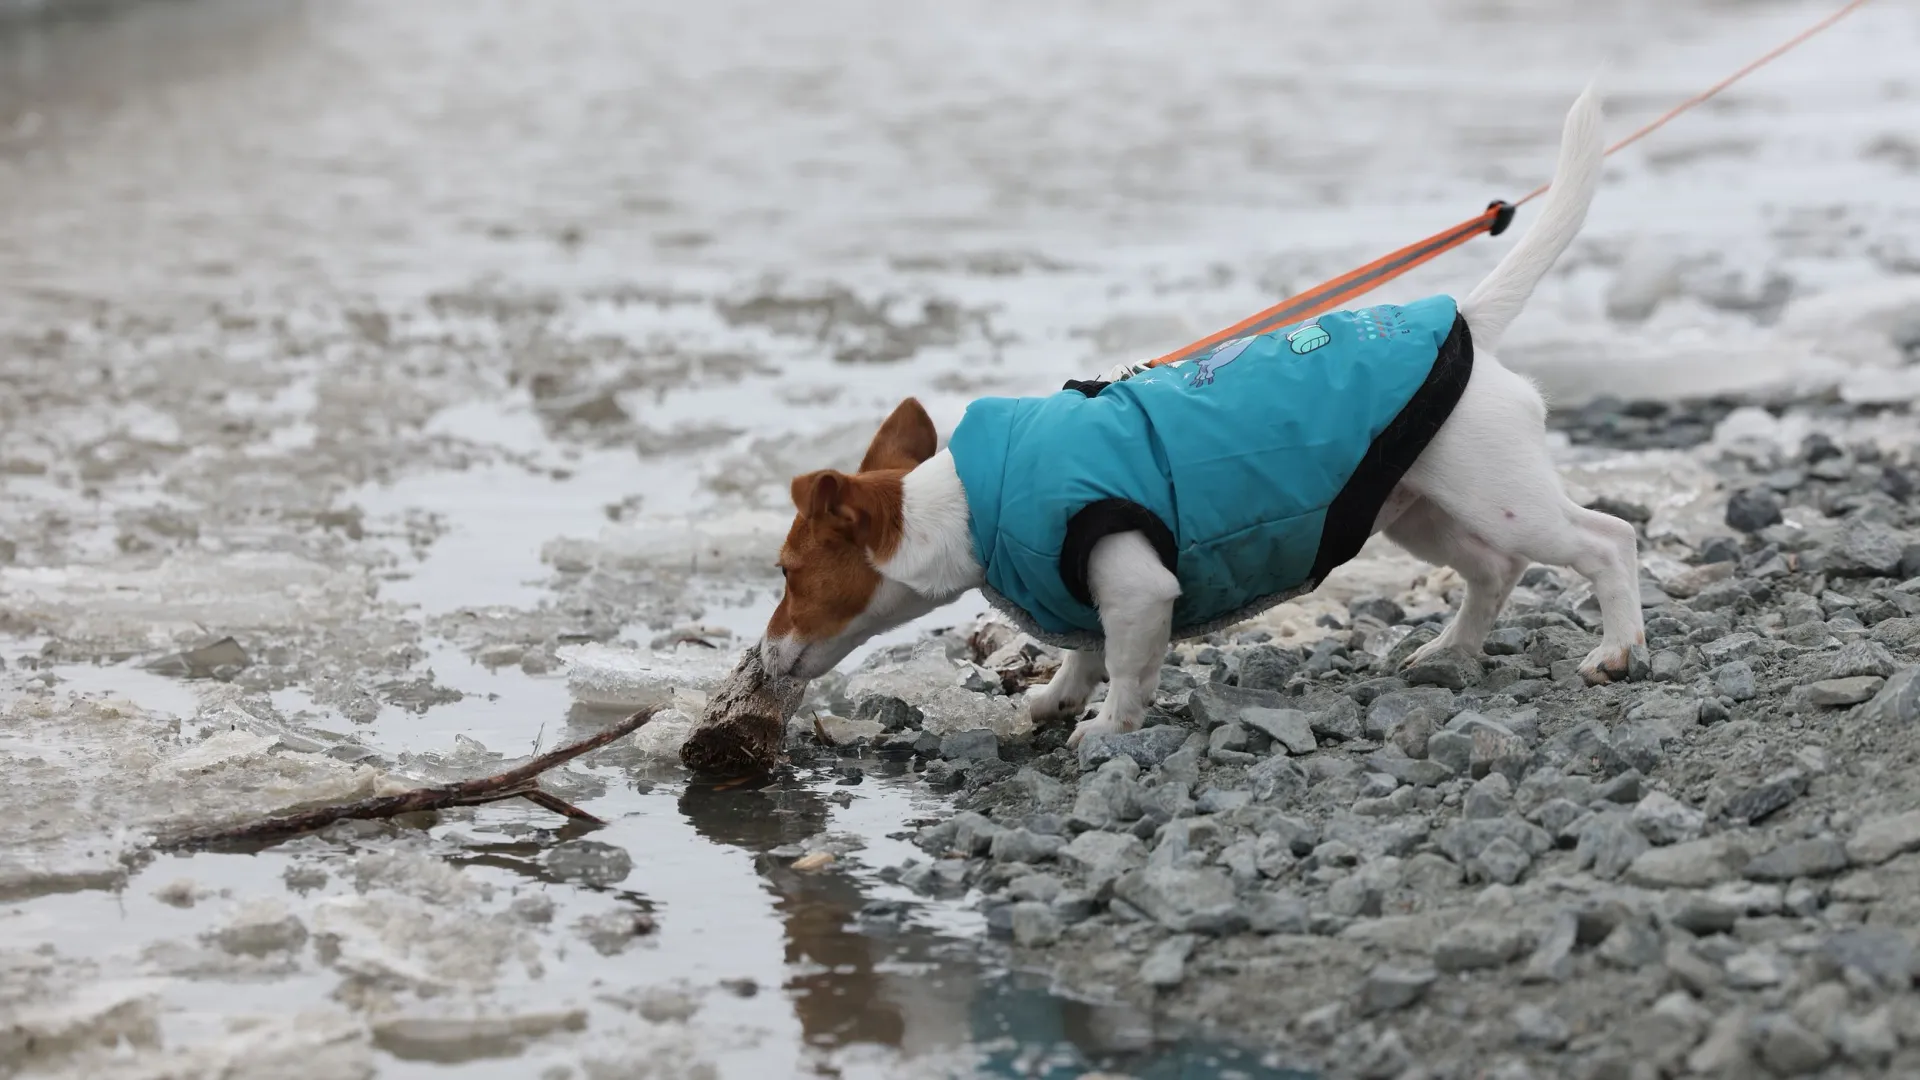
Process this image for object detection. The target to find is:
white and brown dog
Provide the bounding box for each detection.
[761,86,1642,749]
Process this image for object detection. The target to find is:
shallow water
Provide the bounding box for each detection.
[2,0,1917,1075]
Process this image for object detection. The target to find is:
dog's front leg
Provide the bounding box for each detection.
[1067,532,1180,750]
[1028,647,1106,725]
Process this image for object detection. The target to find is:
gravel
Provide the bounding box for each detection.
[852,394,1920,1077]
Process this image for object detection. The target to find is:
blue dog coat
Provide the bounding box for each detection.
[948,294,1473,647]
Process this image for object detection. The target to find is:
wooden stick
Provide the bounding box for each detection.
[157,707,657,851]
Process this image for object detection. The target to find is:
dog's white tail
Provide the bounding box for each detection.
[1461,84,1604,349]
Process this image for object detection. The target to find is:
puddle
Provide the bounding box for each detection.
[6,648,1305,1079]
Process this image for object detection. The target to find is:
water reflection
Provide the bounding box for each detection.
[679,771,1314,1079]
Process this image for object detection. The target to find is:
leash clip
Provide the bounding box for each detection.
[1485,200,1517,237]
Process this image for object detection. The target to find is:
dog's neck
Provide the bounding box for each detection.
[878,448,982,602]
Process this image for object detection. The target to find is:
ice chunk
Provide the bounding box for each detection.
[166,730,278,774]
[628,707,696,761]
[0,978,166,1067]
[370,1009,587,1063]
[917,686,1029,739]
[541,509,788,579]
[557,642,733,709]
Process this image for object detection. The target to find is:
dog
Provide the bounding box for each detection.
[760,86,1641,749]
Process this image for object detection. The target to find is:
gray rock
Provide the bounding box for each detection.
[940,728,1001,762]
[854,694,924,732]
[1512,1003,1570,1049]
[1437,816,1553,867]
[1469,724,1531,781]
[1633,791,1706,845]
[1471,836,1532,885]
[1828,519,1908,577]
[1626,836,1748,888]
[1699,632,1763,666]
[1208,722,1253,763]
[1522,910,1578,983]
[1724,775,1805,825]
[1846,810,1920,866]
[1360,963,1436,1015]
[1816,928,1914,991]
[1140,933,1198,988]
[990,828,1065,864]
[1833,1007,1898,1066]
[1307,696,1364,742]
[1009,902,1061,946]
[1807,676,1886,706]
[1726,949,1793,990]
[1248,755,1309,804]
[1532,798,1588,840]
[950,812,1004,856]
[1464,773,1513,820]
[1112,865,1247,934]
[1404,654,1480,690]
[1194,787,1252,815]
[1187,682,1290,730]
[1713,660,1758,701]
[1433,920,1532,972]
[1857,666,1920,724]
[1830,639,1899,679]
[1241,708,1317,755]
[1597,916,1663,970]
[1059,830,1147,886]
[1078,724,1187,770]
[1745,837,1849,881]
[1726,487,1783,533]
[1070,758,1141,828]
[1351,595,1406,624]
[1484,627,1531,656]
[1650,649,1687,682]
[1365,687,1458,740]
[1754,1013,1833,1075]
[1427,730,1473,776]
[1388,708,1433,759]
[1238,645,1300,691]
[1687,1008,1756,1076]
[1243,889,1310,934]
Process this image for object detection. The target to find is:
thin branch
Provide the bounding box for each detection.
[157,707,656,851]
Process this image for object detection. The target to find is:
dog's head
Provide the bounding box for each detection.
[762,397,940,680]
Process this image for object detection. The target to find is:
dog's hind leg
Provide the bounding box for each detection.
[1383,495,1530,665]
[1066,531,1180,750]
[1398,360,1644,683]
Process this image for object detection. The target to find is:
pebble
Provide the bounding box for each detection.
[1240,707,1317,755]
[1857,667,1920,724]
[1724,775,1804,825]
[1631,791,1706,845]
[1712,660,1757,701]
[1726,487,1783,532]
[1577,813,1650,880]
[1112,865,1247,935]
[1806,676,1886,707]
[1753,1013,1833,1075]
[1744,836,1850,881]
[1140,933,1197,988]
[1010,902,1062,946]
[1360,963,1436,1015]
[1521,910,1577,983]
[1432,920,1532,972]
[1725,949,1793,990]
[940,728,1001,762]
[990,828,1065,864]
[1845,809,1920,866]
[1511,1004,1569,1049]
[1829,639,1899,679]
[1816,927,1915,990]
[1625,836,1747,889]
[1426,730,1473,777]
[1076,724,1186,770]
[1828,519,1908,577]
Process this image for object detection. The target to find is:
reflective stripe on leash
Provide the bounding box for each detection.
[1144,0,1874,370]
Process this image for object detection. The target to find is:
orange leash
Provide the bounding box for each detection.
[1145,0,1873,369]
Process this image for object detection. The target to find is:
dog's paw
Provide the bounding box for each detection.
[1577,644,1633,686]
[1399,635,1472,671]
[1064,708,1139,750]
[1027,678,1092,726]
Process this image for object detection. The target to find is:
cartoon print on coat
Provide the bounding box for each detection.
[1186,335,1255,387]
[1286,320,1330,354]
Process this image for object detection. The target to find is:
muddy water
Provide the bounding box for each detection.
[2,0,1916,1076]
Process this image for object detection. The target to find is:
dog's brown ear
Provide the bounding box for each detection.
[859,397,938,473]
